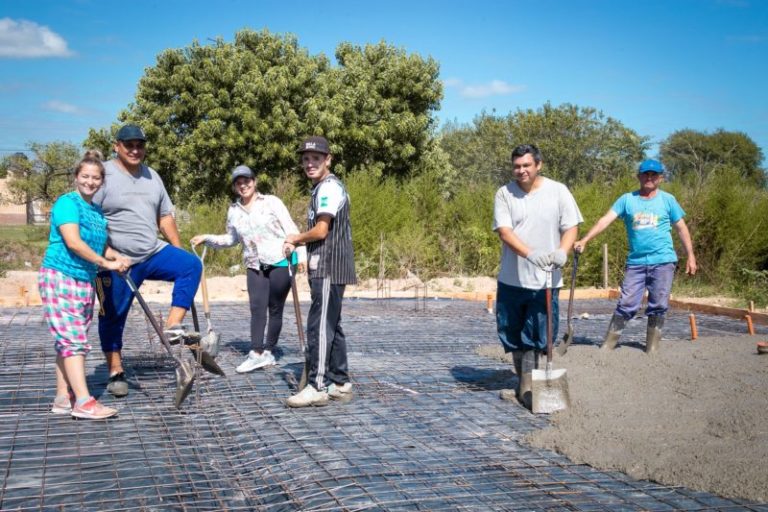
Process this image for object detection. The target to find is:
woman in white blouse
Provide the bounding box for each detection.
[192,165,306,373]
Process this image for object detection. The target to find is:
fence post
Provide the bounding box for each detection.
[602,243,609,289]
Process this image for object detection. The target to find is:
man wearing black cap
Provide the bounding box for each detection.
[93,124,202,397]
[285,136,356,407]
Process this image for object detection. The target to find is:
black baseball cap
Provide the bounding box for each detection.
[297,136,330,155]
[115,124,147,142]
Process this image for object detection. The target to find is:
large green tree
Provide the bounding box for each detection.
[659,129,766,188]
[440,103,649,186]
[86,30,442,202]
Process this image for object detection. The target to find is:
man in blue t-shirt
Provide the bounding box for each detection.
[574,159,697,353]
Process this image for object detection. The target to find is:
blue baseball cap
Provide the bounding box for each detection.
[638,159,664,173]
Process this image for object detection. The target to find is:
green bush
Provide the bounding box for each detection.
[2,162,766,309]
[570,176,634,287]
[347,170,424,279]
[178,200,242,275]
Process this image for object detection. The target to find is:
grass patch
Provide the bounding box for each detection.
[0,225,48,243]
[0,225,48,276]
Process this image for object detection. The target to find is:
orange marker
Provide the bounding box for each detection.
[746,314,755,335]
[689,313,697,341]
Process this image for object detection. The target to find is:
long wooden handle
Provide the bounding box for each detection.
[200,272,211,314]
[546,274,553,365]
[289,269,306,353]
[566,253,578,329]
[123,273,178,361]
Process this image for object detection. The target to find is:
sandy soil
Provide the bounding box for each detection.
[0,271,501,304]
[3,270,759,310]
[479,339,768,503]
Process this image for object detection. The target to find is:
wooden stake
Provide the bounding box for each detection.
[689,313,697,341]
[602,243,609,289]
[486,294,493,314]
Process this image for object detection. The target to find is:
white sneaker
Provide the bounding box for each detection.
[236,350,276,373]
[286,385,329,408]
[327,382,353,402]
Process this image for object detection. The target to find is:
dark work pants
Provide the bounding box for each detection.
[246,266,291,353]
[496,281,560,353]
[306,277,348,391]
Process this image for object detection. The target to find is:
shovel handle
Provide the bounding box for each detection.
[191,244,212,316]
[545,270,553,365]
[287,256,309,389]
[121,273,179,362]
[287,260,306,353]
[566,252,578,329]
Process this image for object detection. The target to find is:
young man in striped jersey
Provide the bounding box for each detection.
[285,136,357,407]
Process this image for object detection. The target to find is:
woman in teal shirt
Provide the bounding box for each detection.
[39,150,130,420]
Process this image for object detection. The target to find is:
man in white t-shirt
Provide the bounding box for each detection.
[493,144,582,410]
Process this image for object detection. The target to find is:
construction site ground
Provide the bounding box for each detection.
[0,294,766,511]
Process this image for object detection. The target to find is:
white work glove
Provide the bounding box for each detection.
[526,250,551,270]
[549,249,568,269]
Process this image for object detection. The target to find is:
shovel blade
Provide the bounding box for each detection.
[174,360,196,409]
[531,367,570,414]
[200,331,221,358]
[556,327,574,356]
[188,346,226,376]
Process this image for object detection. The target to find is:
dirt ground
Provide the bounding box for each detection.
[480,338,768,503]
[0,270,757,309]
[0,271,503,304]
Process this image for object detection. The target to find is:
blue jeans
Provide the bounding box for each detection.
[96,245,202,353]
[615,263,676,320]
[496,281,560,353]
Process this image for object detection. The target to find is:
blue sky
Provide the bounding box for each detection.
[1,0,766,160]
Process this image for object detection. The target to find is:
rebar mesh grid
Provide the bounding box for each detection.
[0,299,766,511]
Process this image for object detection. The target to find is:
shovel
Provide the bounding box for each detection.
[287,258,308,390]
[192,244,222,358]
[121,273,196,409]
[556,252,579,356]
[185,302,225,375]
[532,269,571,414]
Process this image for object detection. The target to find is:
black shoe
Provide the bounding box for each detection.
[107,372,128,397]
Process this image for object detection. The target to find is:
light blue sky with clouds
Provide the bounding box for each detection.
[1,0,766,159]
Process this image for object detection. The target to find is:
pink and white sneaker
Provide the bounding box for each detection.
[71,397,118,420]
[51,392,75,415]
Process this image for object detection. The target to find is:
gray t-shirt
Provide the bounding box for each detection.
[92,160,174,263]
[493,177,582,289]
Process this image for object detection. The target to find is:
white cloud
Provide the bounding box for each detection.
[444,78,525,99]
[0,18,73,58]
[42,100,82,114]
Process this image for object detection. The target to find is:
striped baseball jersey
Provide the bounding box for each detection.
[306,174,356,284]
